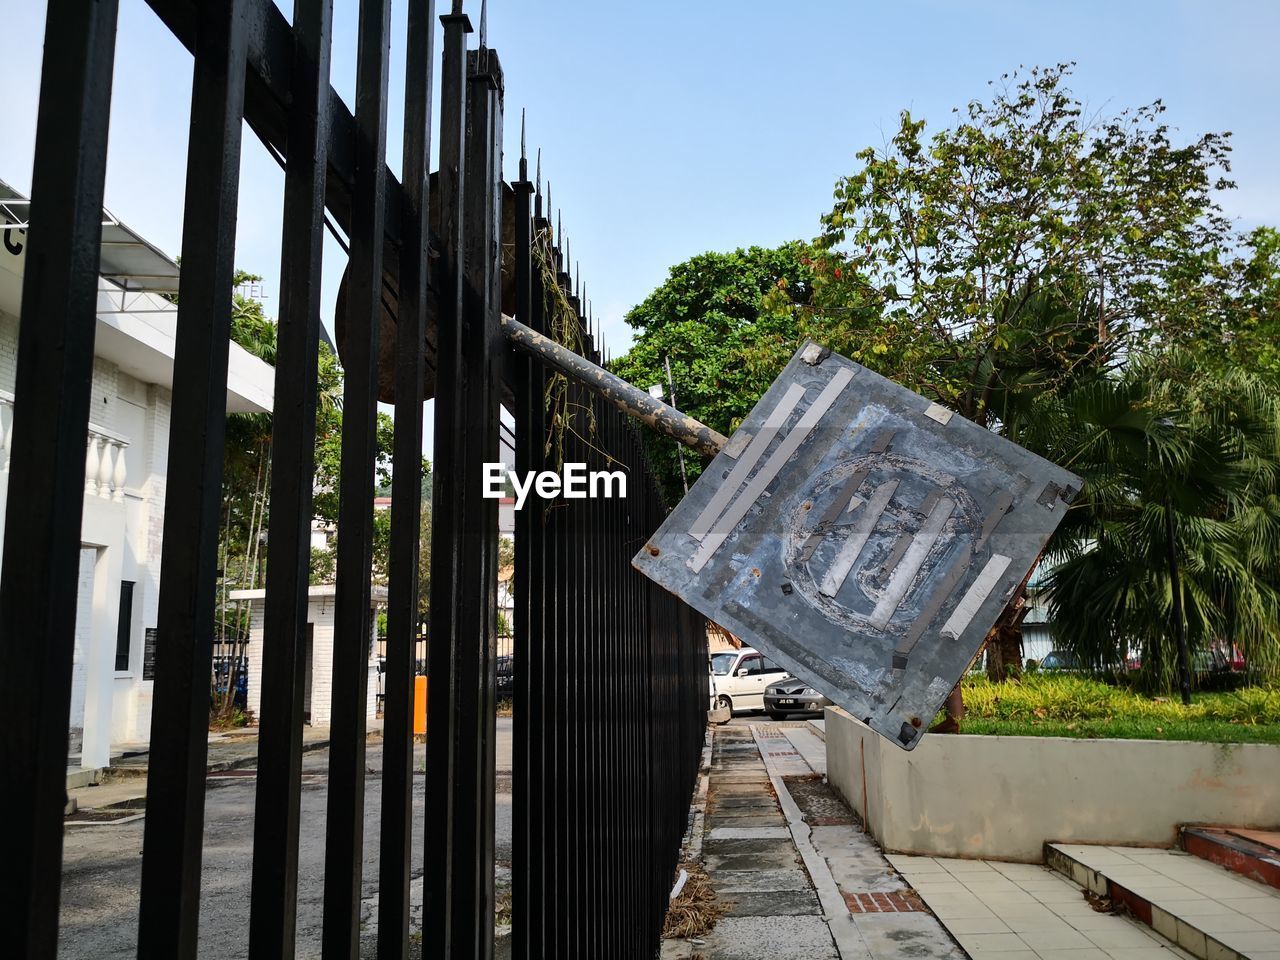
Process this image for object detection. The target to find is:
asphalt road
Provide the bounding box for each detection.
[58,719,514,959]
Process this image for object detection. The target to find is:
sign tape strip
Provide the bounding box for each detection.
[689,367,855,572]
[688,382,807,542]
[869,498,954,628]
[940,553,1012,639]
[818,478,898,598]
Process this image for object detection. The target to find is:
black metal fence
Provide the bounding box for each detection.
[0,1,707,958]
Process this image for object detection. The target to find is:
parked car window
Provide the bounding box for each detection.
[761,658,787,674]
[739,655,762,675]
[711,653,737,676]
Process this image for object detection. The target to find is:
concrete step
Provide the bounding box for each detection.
[1181,826,1280,891]
[1047,842,1280,959]
[65,766,102,790]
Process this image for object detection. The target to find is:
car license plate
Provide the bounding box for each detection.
[779,698,795,705]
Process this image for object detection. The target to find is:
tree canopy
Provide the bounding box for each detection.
[609,243,814,501]
[615,64,1280,691]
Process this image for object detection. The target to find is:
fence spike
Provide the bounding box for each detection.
[479,0,487,49]
[519,110,527,180]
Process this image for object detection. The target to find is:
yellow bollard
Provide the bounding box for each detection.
[414,675,428,736]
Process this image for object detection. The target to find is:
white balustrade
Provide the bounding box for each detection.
[87,428,129,501]
[0,394,128,499]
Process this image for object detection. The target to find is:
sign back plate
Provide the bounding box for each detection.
[633,343,1080,749]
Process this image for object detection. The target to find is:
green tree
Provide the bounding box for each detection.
[772,63,1253,683]
[610,243,816,501]
[797,64,1233,417]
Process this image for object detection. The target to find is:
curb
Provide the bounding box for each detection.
[103,737,333,780]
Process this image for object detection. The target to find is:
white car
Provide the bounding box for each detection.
[709,648,790,713]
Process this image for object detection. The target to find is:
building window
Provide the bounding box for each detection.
[115,581,135,672]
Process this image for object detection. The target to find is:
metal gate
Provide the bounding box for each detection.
[0,1,707,957]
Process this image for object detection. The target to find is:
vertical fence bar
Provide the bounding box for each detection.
[377,0,435,955]
[136,2,248,955]
[511,132,537,960]
[0,1,119,955]
[247,1,334,954]
[321,0,392,954]
[422,4,471,956]
[531,192,559,960]
[450,41,501,960]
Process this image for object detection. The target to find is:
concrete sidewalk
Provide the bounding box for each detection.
[664,719,963,960]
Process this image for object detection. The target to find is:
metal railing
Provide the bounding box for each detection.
[0,1,707,958]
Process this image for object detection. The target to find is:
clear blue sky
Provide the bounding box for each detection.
[2,0,1278,452]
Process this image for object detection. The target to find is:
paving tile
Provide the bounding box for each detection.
[707,815,786,828]
[963,952,1040,960]
[954,932,1029,952]
[1153,899,1240,917]
[944,916,1013,934]
[913,880,970,894]
[1034,950,1111,960]
[939,858,1001,874]
[962,878,1024,893]
[1072,911,1152,932]
[887,854,943,871]
[1214,928,1280,951]
[1081,921,1166,948]
[708,826,791,841]
[1194,913,1269,934]
[988,903,1060,921]
[1018,927,1099,950]
[702,837,797,857]
[1004,915,1075,934]
[929,901,1001,921]
[1096,950,1185,960]
[1221,896,1280,917]
[696,915,838,959]
[972,890,1041,906]
[720,889,822,917]
[853,912,967,959]
[712,868,812,893]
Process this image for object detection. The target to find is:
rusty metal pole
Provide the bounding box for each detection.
[499,314,727,458]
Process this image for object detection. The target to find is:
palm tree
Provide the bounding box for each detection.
[1031,353,1280,698]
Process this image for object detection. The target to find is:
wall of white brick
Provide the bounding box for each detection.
[245,593,379,728]
[0,311,18,392]
[68,547,95,755]
[0,307,176,753]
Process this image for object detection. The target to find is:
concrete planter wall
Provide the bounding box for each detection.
[824,707,1280,862]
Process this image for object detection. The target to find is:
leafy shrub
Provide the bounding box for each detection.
[960,674,1280,727]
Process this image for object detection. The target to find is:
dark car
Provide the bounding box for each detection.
[496,655,515,698]
[1039,650,1082,672]
[764,678,832,719]
[211,655,248,710]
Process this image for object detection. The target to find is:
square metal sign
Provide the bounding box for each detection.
[633,342,1080,749]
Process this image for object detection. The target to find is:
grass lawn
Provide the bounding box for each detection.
[947,674,1280,744]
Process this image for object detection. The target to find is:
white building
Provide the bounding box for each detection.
[233,585,385,727]
[0,180,274,771]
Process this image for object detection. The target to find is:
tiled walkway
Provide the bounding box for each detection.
[1048,844,1280,959]
[664,720,963,960]
[889,852,1200,960]
[667,720,1278,960]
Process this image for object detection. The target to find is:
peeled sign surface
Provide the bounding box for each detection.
[633,342,1080,750]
